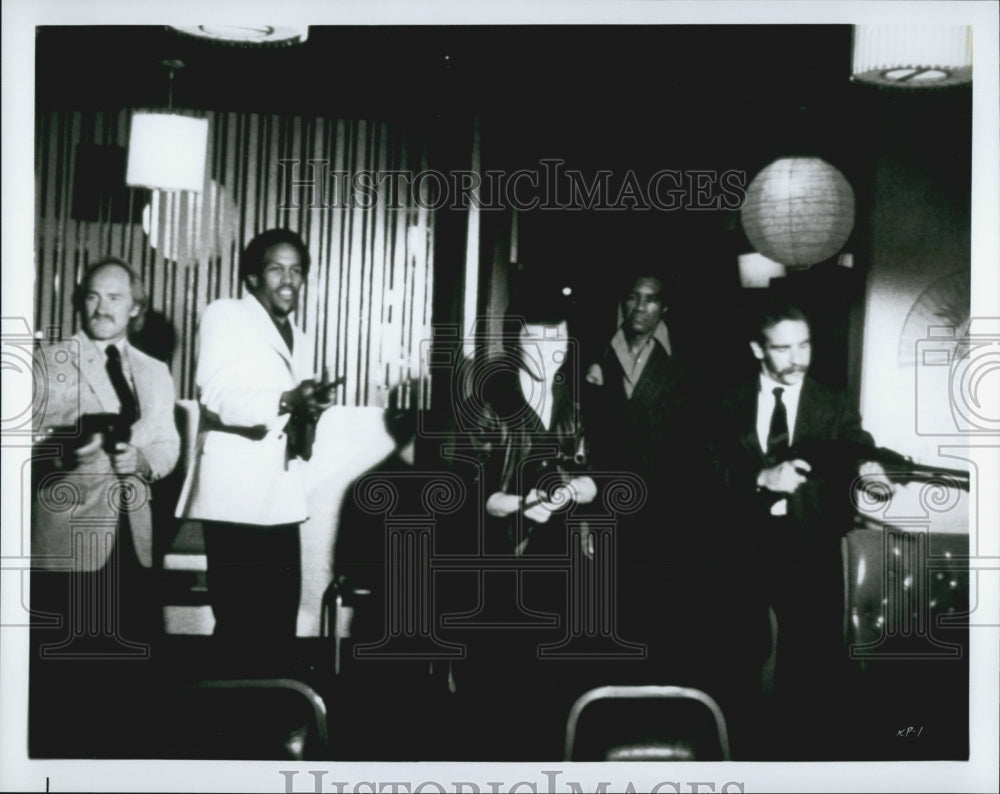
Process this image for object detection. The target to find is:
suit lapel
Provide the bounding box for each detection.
[74,331,120,412]
[241,296,295,371]
[550,367,579,435]
[126,344,153,423]
[738,382,764,461]
[629,344,675,407]
[794,378,827,444]
[290,321,311,382]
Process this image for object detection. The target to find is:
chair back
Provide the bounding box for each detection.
[161,677,329,759]
[564,685,731,761]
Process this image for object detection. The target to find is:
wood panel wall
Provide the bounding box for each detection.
[34,108,436,408]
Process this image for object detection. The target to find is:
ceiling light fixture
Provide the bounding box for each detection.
[126,60,208,193]
[852,25,972,88]
[740,157,855,269]
[171,25,309,47]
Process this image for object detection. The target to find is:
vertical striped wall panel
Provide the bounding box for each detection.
[34,108,436,407]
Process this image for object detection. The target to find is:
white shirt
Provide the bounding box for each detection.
[86,334,137,397]
[755,371,803,454]
[519,368,555,430]
[756,372,804,517]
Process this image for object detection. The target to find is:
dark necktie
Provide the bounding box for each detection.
[105,345,138,540]
[274,319,294,354]
[767,386,789,457]
[105,345,138,423]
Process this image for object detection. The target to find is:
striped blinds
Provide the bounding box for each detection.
[34,108,436,408]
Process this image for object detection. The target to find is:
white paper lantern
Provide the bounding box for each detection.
[740,157,855,268]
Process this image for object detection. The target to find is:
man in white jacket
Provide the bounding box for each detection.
[177,229,333,642]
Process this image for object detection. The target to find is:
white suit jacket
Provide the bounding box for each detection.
[32,332,180,571]
[176,296,314,525]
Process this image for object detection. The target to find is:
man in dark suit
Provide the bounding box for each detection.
[583,272,713,682]
[713,301,887,758]
[332,383,455,758]
[585,271,687,479]
[334,381,421,646]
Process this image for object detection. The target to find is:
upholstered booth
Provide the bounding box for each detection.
[843,527,968,661]
[837,479,970,759]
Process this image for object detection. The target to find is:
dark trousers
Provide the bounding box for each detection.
[31,521,158,656]
[30,526,160,758]
[756,518,848,759]
[202,521,301,645]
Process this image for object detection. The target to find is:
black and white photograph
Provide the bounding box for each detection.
[2,2,998,792]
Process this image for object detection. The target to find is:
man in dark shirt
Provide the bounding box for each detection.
[586,272,686,478]
[584,272,713,684]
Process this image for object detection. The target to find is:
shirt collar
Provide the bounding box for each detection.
[651,320,671,355]
[758,370,803,401]
[86,334,129,357]
[612,319,672,356]
[245,293,295,337]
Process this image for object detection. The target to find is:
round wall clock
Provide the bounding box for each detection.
[897,268,971,366]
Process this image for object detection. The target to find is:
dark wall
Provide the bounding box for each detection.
[35,25,972,405]
[472,26,870,390]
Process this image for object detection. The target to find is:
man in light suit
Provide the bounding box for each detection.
[177,228,333,643]
[32,258,180,645]
[29,258,180,758]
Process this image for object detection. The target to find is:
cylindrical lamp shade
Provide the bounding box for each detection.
[126,112,208,192]
[737,252,787,289]
[740,157,855,268]
[852,26,972,87]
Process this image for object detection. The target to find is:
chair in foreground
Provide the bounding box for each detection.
[159,678,330,760]
[564,685,731,761]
